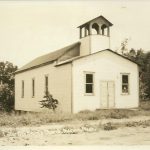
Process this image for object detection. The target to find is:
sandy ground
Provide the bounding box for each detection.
[0,116,150,146]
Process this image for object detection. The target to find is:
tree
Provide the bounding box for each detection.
[117,38,150,100]
[40,91,59,111]
[120,46,150,100]
[120,38,129,55]
[143,52,150,98]
[0,61,17,112]
[0,84,14,112]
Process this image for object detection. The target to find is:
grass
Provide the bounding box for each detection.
[140,100,150,110]
[76,109,138,120]
[99,119,150,131]
[0,112,74,127]
[0,100,149,127]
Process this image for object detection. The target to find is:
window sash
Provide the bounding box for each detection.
[122,75,128,84]
[85,83,93,94]
[121,74,129,94]
[86,74,93,83]
[85,73,94,95]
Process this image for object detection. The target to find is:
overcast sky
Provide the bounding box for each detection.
[0,0,150,67]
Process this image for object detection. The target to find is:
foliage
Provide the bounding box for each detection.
[0,84,14,112]
[77,109,137,120]
[0,105,150,127]
[40,91,59,111]
[0,61,17,90]
[119,39,150,100]
[103,122,117,131]
[139,77,148,100]
[128,49,150,100]
[0,61,17,112]
[120,38,129,55]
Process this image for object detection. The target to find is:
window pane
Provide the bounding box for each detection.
[86,84,93,93]
[86,74,93,83]
[122,75,128,84]
[122,85,128,93]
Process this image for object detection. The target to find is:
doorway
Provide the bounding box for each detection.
[100,81,115,108]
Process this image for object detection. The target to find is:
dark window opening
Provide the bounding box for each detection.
[85,73,94,94]
[122,74,129,94]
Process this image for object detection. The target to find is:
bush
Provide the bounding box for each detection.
[78,109,92,114]
[40,91,58,111]
[103,122,117,131]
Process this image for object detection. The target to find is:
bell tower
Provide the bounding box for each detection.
[78,15,113,56]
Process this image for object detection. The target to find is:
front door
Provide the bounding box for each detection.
[100,81,115,108]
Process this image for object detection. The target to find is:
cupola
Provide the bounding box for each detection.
[78,15,113,56]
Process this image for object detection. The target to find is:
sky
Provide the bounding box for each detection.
[0,0,150,67]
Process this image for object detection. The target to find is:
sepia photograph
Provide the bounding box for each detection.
[0,0,150,148]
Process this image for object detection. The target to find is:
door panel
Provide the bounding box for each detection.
[100,81,108,108]
[108,82,115,108]
[100,81,115,108]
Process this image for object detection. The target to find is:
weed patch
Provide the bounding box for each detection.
[0,104,150,127]
[102,122,117,131]
[140,101,150,110]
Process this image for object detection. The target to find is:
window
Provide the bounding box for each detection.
[45,75,48,93]
[85,72,94,95]
[32,78,35,97]
[121,74,129,94]
[21,80,24,98]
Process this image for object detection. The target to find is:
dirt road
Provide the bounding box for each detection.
[0,116,150,145]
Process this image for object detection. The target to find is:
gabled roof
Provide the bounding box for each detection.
[56,49,139,66]
[77,15,113,28]
[15,42,80,74]
[16,46,138,74]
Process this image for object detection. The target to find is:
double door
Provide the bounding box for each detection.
[100,81,115,108]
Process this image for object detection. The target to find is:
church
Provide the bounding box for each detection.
[15,15,139,113]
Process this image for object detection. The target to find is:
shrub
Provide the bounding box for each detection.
[109,110,129,119]
[78,109,92,114]
[39,91,58,111]
[103,122,117,131]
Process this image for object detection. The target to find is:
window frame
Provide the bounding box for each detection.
[21,80,24,98]
[32,78,35,98]
[121,73,130,95]
[84,71,95,96]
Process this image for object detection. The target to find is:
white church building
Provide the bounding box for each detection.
[15,15,139,113]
